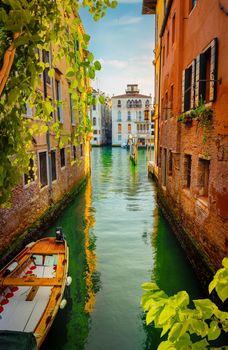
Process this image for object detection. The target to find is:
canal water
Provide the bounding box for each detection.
[42,147,203,350]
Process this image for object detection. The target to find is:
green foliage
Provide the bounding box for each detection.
[141,257,228,349]
[0,0,116,205]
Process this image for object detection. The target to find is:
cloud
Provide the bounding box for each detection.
[99,58,128,69]
[109,16,142,26]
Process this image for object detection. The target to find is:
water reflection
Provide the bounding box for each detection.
[41,178,100,350]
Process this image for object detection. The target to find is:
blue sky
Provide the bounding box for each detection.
[80,0,155,97]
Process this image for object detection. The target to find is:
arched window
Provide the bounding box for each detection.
[117,111,121,121]
[139,111,142,120]
[93,117,96,126]
[138,99,142,107]
[118,123,122,133]
[127,111,131,121]
[145,99,150,107]
[128,123,131,133]
[117,100,121,107]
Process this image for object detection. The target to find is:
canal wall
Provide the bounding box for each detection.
[148,161,215,293]
[0,173,89,269]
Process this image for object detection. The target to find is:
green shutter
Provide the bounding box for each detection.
[190,60,196,109]
[195,55,200,106]
[209,38,218,102]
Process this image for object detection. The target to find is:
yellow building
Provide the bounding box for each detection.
[142,0,164,175]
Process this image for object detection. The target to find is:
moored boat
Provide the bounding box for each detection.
[0,229,69,349]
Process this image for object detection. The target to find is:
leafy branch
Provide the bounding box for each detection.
[141,257,228,350]
[0,0,117,205]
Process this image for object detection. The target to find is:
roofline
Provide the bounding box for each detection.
[160,0,173,37]
[142,0,157,15]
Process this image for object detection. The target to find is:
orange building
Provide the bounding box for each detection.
[146,0,228,276]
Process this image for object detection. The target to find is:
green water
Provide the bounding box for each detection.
[41,147,203,350]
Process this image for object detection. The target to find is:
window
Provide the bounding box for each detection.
[170,85,174,116]
[74,39,79,52]
[172,13,176,45]
[51,150,57,181]
[93,104,96,111]
[118,134,122,141]
[118,123,122,134]
[167,31,170,56]
[94,137,97,141]
[163,46,165,66]
[117,111,121,121]
[127,111,131,121]
[39,152,48,188]
[127,100,130,108]
[139,111,142,121]
[56,80,63,122]
[128,124,131,133]
[196,39,218,104]
[138,99,142,108]
[43,51,51,85]
[80,144,83,157]
[184,154,192,188]
[93,117,96,126]
[182,65,193,112]
[70,94,75,125]
[162,149,167,186]
[144,109,150,121]
[165,91,168,120]
[198,159,210,197]
[72,146,76,161]
[25,104,33,118]
[24,157,35,185]
[168,151,173,176]
[60,148,65,168]
[189,0,197,13]
[117,100,121,107]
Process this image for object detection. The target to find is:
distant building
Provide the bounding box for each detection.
[91,89,112,146]
[112,84,152,146]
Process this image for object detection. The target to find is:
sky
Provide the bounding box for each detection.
[80,0,155,98]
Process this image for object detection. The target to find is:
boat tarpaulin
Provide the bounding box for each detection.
[0,330,37,350]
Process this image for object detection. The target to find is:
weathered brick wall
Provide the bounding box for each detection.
[156,0,228,272]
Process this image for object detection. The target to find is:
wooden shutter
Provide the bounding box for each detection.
[199,53,206,102]
[181,70,185,112]
[190,60,196,109]
[195,55,200,106]
[209,38,218,102]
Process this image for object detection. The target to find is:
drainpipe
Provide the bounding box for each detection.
[42,50,53,203]
[157,38,162,167]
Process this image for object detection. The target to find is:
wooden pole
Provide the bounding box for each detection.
[0,33,20,97]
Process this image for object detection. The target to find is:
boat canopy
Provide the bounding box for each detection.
[0,330,37,350]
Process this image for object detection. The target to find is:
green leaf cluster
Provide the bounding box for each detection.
[0,0,117,205]
[141,257,228,349]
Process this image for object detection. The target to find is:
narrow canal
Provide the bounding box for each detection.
[42,147,203,350]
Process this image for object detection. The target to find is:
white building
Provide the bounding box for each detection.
[91,89,112,146]
[112,84,152,146]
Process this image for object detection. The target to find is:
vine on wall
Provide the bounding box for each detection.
[0,0,117,205]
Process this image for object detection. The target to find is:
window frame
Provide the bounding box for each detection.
[38,150,48,189]
[60,148,66,168]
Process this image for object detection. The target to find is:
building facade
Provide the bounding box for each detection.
[0,21,91,254]
[145,0,228,273]
[112,84,152,146]
[91,89,112,146]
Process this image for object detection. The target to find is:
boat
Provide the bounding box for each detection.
[0,228,70,349]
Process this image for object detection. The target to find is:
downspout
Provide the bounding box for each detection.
[157,38,162,166]
[42,50,53,203]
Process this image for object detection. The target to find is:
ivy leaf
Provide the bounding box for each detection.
[141,282,160,291]
[208,320,221,341]
[66,69,75,78]
[110,1,118,8]
[157,340,176,350]
[94,60,101,70]
[193,299,216,319]
[158,304,176,325]
[88,67,95,79]
[222,257,228,269]
[99,95,105,104]
[83,34,90,43]
[168,323,182,341]
[87,52,94,63]
[216,284,228,302]
[48,68,55,78]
